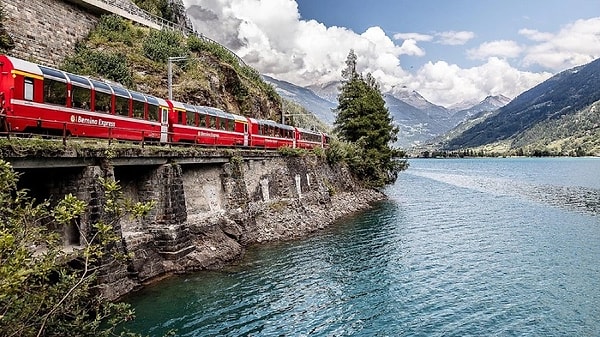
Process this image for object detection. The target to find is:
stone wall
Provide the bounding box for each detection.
[2,0,100,66]
[16,155,383,300]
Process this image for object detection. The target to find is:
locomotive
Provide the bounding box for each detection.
[0,55,329,149]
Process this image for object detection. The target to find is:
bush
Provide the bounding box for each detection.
[93,15,135,46]
[0,160,152,336]
[62,48,134,88]
[143,29,188,63]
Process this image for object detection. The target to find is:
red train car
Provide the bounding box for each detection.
[295,127,326,149]
[0,55,169,142]
[0,54,330,151]
[247,118,296,148]
[168,102,249,146]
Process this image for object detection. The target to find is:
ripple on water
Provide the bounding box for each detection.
[126,159,600,337]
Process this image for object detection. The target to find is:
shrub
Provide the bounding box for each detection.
[143,29,188,63]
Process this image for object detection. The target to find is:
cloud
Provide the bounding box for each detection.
[409,58,552,107]
[182,0,595,108]
[467,40,523,60]
[393,32,433,42]
[435,31,475,45]
[518,28,553,42]
[520,17,600,70]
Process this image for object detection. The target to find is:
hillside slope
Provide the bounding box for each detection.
[61,14,281,120]
[445,58,600,151]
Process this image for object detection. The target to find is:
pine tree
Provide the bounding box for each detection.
[333,50,407,187]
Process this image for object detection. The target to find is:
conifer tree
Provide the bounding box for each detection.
[334,50,406,187]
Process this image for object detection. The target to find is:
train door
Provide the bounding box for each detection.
[160,106,169,143]
[243,123,249,146]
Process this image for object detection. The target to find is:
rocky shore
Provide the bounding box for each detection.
[98,155,386,300]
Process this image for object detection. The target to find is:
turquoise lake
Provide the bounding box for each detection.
[125,157,600,336]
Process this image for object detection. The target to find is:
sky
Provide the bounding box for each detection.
[183,0,600,107]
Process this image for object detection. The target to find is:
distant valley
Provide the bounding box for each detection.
[265,56,600,156]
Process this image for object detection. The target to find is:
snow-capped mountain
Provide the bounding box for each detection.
[450,95,511,125]
[263,75,514,148]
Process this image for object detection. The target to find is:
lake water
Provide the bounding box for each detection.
[125,157,600,336]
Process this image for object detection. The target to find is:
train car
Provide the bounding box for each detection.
[247,118,296,149]
[168,102,248,146]
[0,55,168,141]
[0,54,330,151]
[295,127,325,149]
[322,133,331,148]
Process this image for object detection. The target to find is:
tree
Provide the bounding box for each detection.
[333,50,407,187]
[0,159,152,337]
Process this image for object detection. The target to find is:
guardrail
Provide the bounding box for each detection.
[76,0,247,67]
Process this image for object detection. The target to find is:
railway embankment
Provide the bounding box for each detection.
[3,140,384,300]
[110,154,384,300]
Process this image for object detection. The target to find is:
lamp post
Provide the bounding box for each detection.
[167,56,189,100]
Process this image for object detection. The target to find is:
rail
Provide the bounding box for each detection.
[70,0,247,67]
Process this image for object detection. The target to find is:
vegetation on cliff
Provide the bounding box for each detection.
[332,50,407,187]
[62,14,281,121]
[0,159,153,336]
[0,5,14,52]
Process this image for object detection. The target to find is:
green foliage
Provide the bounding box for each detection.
[143,29,189,63]
[333,50,407,187]
[278,146,307,157]
[93,15,135,46]
[0,160,152,337]
[132,0,174,21]
[187,35,280,104]
[0,5,15,52]
[63,48,134,88]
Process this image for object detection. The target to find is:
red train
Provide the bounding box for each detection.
[0,55,329,149]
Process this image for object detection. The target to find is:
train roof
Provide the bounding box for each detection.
[257,119,295,130]
[296,127,322,135]
[5,55,43,77]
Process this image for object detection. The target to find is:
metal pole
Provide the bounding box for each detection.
[168,57,173,101]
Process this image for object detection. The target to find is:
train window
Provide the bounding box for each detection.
[24,77,34,101]
[148,104,158,121]
[115,96,129,116]
[43,78,67,105]
[132,100,145,119]
[176,110,183,124]
[94,91,111,113]
[186,110,195,126]
[220,118,226,130]
[199,113,207,127]
[228,119,235,131]
[209,116,216,129]
[72,85,91,110]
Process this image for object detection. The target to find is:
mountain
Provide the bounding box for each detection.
[392,89,450,120]
[307,81,340,103]
[450,95,511,125]
[266,76,517,149]
[263,75,336,124]
[383,94,452,147]
[443,58,600,152]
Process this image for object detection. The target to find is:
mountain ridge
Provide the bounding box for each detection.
[444,58,600,151]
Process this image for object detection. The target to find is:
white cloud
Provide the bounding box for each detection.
[410,58,552,107]
[467,40,523,60]
[182,0,596,108]
[518,28,553,42]
[393,32,433,42]
[520,17,600,70]
[435,31,475,45]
